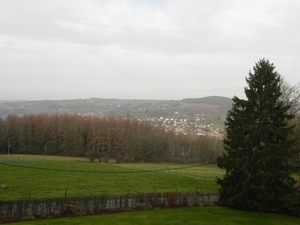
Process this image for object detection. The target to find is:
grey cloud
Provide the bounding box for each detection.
[1,0,299,101]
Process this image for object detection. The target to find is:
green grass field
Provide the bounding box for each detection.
[8,206,300,225]
[0,154,223,201]
[1,155,300,225]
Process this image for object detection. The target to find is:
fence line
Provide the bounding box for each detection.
[0,192,219,218]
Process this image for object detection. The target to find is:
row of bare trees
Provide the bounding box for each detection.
[0,114,224,163]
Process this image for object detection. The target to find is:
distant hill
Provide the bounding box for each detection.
[0,100,28,103]
[0,96,233,126]
[182,96,232,109]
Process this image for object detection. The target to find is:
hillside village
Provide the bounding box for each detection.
[142,115,225,138]
[0,96,231,138]
[70,98,227,138]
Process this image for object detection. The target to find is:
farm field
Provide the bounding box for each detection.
[0,154,224,201]
[8,206,300,225]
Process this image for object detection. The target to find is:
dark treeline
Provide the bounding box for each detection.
[0,114,224,163]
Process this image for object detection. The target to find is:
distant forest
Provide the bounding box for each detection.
[0,114,224,164]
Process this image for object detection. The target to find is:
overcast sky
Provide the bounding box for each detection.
[1,0,299,101]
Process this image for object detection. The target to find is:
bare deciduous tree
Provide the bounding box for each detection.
[280,79,300,116]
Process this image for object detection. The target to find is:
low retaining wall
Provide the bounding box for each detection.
[0,192,219,218]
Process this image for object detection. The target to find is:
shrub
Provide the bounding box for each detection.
[168,192,180,207]
[282,191,300,217]
[86,151,99,162]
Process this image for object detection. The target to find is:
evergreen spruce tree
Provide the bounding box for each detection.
[217,59,299,212]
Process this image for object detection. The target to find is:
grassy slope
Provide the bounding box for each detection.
[0,155,223,201]
[2,155,300,224]
[9,206,300,225]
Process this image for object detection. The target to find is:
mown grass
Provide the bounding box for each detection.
[0,154,88,162]
[8,206,300,225]
[2,155,300,224]
[0,154,224,201]
[115,163,222,181]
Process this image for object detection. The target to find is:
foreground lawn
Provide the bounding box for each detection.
[9,206,300,225]
[0,154,223,201]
